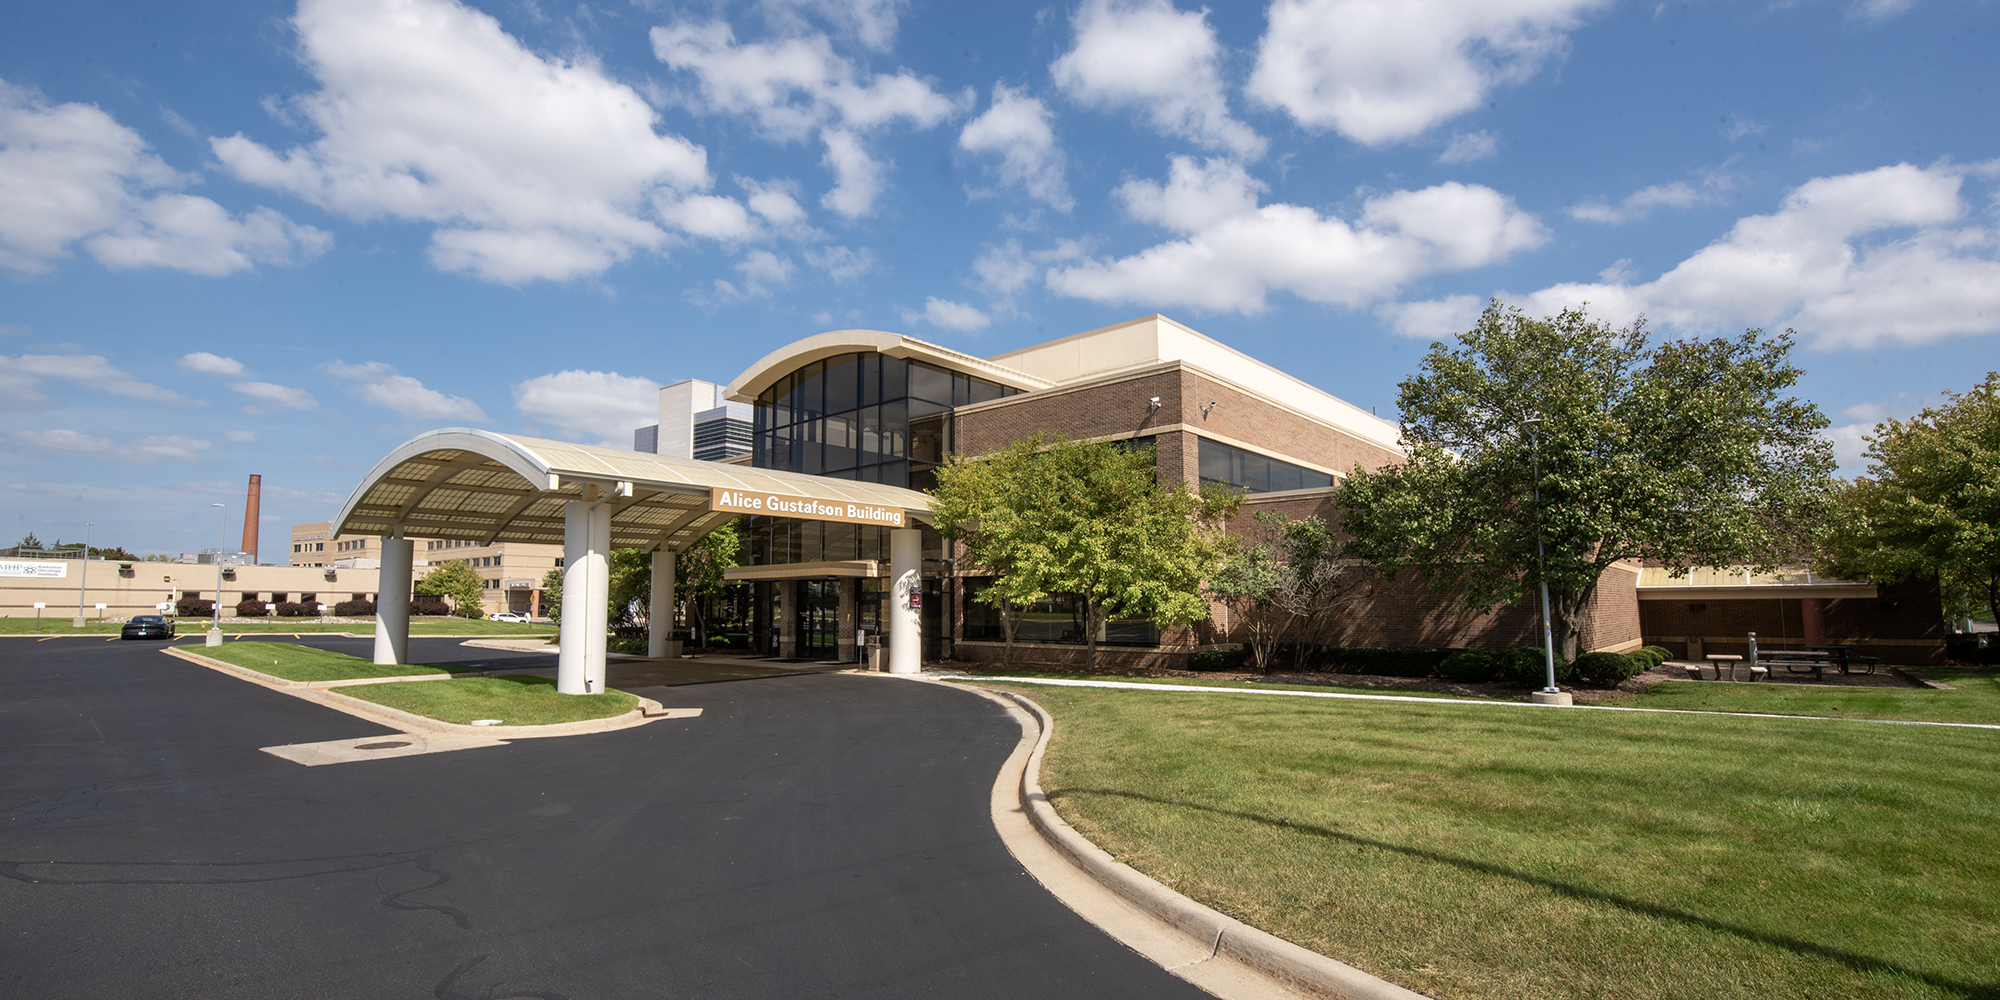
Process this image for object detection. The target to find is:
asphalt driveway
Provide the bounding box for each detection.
[0,637,1207,999]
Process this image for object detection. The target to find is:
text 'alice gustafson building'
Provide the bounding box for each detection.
[641,312,1613,669]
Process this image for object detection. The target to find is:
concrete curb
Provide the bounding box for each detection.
[859,670,1428,1000]
[991,689,1431,1000]
[164,646,690,739]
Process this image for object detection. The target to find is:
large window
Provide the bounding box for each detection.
[1197,437,1332,493]
[753,352,1015,489]
[961,578,1161,647]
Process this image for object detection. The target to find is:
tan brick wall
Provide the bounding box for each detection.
[1178,368,1402,476]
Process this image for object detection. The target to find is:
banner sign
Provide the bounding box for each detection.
[709,488,906,528]
[0,560,67,579]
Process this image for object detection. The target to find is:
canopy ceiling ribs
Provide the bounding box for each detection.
[335,428,934,553]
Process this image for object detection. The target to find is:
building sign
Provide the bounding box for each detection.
[0,560,67,579]
[709,488,907,528]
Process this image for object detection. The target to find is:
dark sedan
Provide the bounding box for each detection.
[119,615,176,640]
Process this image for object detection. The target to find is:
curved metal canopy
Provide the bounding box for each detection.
[334,428,934,552]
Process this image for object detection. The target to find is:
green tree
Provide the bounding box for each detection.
[932,436,1239,671]
[540,567,563,622]
[1207,512,1360,673]
[1818,372,2000,626]
[602,519,744,642]
[1337,301,1834,661]
[933,436,1053,668]
[415,559,487,618]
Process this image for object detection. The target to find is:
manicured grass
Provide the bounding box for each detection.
[0,617,556,635]
[958,669,1484,700]
[197,642,474,682]
[986,682,2000,1000]
[340,675,635,726]
[1600,669,2000,726]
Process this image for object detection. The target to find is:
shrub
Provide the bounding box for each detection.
[707,635,731,648]
[275,601,314,618]
[1641,644,1673,663]
[1437,650,1499,682]
[1946,633,2000,665]
[1188,646,1252,671]
[333,599,376,617]
[1499,647,1573,686]
[235,599,269,618]
[1318,646,1453,677]
[1624,647,1663,668]
[409,598,450,617]
[1575,651,1646,687]
[174,598,214,617]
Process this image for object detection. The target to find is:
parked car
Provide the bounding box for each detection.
[488,611,530,623]
[120,615,176,641]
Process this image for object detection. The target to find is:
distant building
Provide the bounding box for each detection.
[291,520,562,617]
[633,378,753,463]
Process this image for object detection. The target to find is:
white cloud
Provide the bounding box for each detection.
[735,248,797,296]
[804,244,874,281]
[1437,130,1499,165]
[229,380,319,415]
[225,430,258,442]
[1511,161,2000,349]
[1046,156,1545,313]
[322,360,487,421]
[5,428,212,463]
[1377,293,1484,339]
[739,176,811,228]
[131,434,214,462]
[1052,0,1264,160]
[0,352,188,408]
[903,297,992,332]
[212,0,710,284]
[1850,0,1914,21]
[758,0,909,52]
[1248,0,1608,146]
[0,79,327,276]
[511,369,660,445]
[959,84,1071,211]
[1826,395,1934,473]
[651,19,964,219]
[1570,171,1734,223]
[177,351,245,376]
[8,429,112,453]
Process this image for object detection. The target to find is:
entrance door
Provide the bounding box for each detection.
[797,579,840,660]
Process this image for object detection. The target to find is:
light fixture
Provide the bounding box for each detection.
[1147,396,1162,410]
[1198,400,1219,419]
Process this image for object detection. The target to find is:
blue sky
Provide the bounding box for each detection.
[3,0,1996,557]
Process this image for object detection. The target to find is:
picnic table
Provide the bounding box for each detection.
[1758,644,1880,680]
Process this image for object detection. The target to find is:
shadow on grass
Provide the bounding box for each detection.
[1051,787,1999,1000]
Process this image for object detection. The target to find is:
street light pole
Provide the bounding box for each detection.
[1523,420,1565,703]
[73,522,93,627]
[208,503,226,647]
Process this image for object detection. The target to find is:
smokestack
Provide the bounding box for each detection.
[241,474,261,564]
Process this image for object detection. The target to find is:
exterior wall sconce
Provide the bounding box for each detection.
[1147,396,1162,410]
[1198,400,1218,419]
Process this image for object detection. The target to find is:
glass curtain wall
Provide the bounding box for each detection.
[753,352,1014,490]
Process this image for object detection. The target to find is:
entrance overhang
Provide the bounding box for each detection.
[335,428,935,688]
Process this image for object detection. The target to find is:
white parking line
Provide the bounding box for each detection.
[964,676,2000,732]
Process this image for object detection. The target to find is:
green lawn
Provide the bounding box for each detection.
[1600,668,2000,726]
[0,617,555,635]
[987,682,2000,1000]
[958,669,1484,701]
[196,642,474,682]
[339,675,635,726]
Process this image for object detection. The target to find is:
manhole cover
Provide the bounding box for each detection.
[356,741,413,750]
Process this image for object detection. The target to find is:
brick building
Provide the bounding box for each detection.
[706,313,1648,669]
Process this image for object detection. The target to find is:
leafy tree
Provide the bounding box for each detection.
[540,567,563,622]
[415,559,487,618]
[602,518,745,642]
[933,436,1053,668]
[1337,301,1834,661]
[1207,512,1361,673]
[16,531,41,549]
[1818,372,2000,627]
[932,436,1239,671]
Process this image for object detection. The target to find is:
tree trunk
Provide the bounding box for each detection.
[1083,599,1103,672]
[1000,599,1015,669]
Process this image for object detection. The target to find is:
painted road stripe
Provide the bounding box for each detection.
[967,676,2000,732]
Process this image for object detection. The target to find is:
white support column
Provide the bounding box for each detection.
[888,527,921,675]
[373,535,413,666]
[648,549,675,659]
[558,499,612,695]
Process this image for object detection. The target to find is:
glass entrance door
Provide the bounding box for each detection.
[797,579,840,660]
